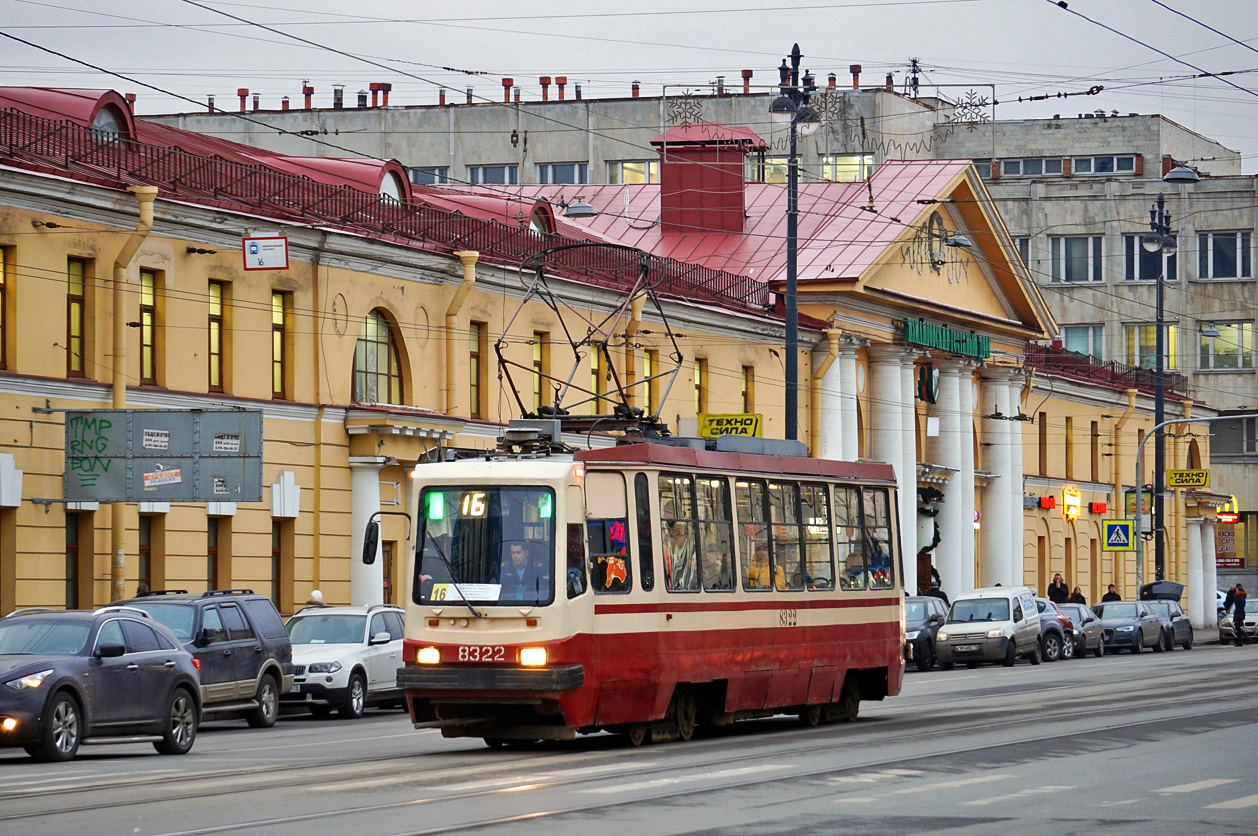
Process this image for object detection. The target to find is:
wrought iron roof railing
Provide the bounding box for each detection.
[0,109,768,310]
[1024,343,1190,399]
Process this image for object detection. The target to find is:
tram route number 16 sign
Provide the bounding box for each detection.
[242,235,289,271]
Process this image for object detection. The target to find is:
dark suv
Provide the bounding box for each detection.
[116,590,293,727]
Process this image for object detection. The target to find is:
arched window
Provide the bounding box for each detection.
[91,105,126,141]
[353,309,402,405]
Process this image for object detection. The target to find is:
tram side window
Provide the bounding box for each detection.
[567,523,587,598]
[737,479,781,591]
[695,477,734,591]
[801,484,834,590]
[658,473,699,591]
[768,482,804,590]
[835,487,865,590]
[634,473,654,590]
[587,518,631,593]
[863,487,895,589]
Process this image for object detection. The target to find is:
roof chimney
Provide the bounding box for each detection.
[252,92,260,112]
[502,78,513,102]
[654,124,763,234]
[540,76,551,101]
[332,84,344,109]
[556,76,567,100]
[282,96,290,111]
[828,73,837,89]
[514,86,521,103]
[237,88,249,112]
[380,83,391,106]
[742,69,753,94]
[886,72,894,91]
[850,64,861,89]
[439,88,446,106]
[369,82,380,108]
[575,83,582,100]
[357,89,368,108]
[716,76,726,96]
[632,80,640,98]
[466,86,473,104]
[302,83,314,110]
[124,93,136,110]
[207,94,215,113]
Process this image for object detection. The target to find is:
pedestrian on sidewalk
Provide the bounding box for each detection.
[1232,584,1247,647]
[1069,586,1087,606]
[1102,584,1121,602]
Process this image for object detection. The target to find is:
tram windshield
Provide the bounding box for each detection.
[415,486,556,607]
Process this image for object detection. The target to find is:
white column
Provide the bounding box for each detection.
[979,371,1012,587]
[900,355,919,595]
[1008,372,1026,586]
[958,364,976,592]
[1202,520,1218,626]
[350,457,385,606]
[816,353,843,461]
[838,345,860,462]
[868,346,907,589]
[930,363,963,597]
[1186,518,1205,627]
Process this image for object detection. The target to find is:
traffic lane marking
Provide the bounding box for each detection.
[580,764,791,794]
[891,774,1012,793]
[1156,779,1238,793]
[961,785,1074,806]
[316,761,650,794]
[1206,795,1258,810]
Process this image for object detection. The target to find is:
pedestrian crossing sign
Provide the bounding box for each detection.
[1103,520,1135,552]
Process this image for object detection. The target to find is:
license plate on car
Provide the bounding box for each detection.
[954,644,980,652]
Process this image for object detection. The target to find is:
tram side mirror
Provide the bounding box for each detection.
[362,520,380,565]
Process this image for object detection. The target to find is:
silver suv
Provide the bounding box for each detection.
[282,604,405,719]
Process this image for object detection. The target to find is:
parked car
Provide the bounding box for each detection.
[1217,589,1228,615]
[1219,605,1258,643]
[1056,603,1105,658]
[904,596,947,672]
[116,589,293,727]
[1092,601,1163,653]
[1034,598,1071,662]
[0,607,201,762]
[282,604,405,718]
[1143,600,1194,650]
[936,586,1041,669]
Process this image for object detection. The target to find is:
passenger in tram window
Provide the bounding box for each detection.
[840,551,867,591]
[867,536,893,589]
[701,543,733,591]
[662,517,698,591]
[748,543,786,590]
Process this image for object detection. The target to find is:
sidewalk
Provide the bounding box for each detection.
[1197,625,1220,645]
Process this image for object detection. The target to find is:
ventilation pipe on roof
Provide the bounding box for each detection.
[370,82,380,108]
[632,81,640,98]
[237,88,249,112]
[828,73,837,89]
[333,85,345,109]
[716,76,726,96]
[124,93,136,110]
[850,64,862,89]
[466,87,473,104]
[540,76,551,101]
[439,88,446,106]
[207,94,215,113]
[357,90,369,108]
[380,83,391,106]
[303,83,314,110]
[742,69,753,94]
[575,83,582,100]
[557,76,567,100]
[514,87,521,103]
[502,78,513,102]
[886,73,894,91]
[110,185,159,604]
[252,92,260,112]
[282,96,290,111]
[445,251,479,416]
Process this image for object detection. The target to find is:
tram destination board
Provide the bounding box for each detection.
[64,409,263,502]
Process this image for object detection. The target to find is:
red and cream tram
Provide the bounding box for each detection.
[389,427,904,745]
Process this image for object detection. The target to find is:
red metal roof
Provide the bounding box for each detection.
[650,124,768,149]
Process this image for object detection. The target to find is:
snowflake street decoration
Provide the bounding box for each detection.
[811,89,844,124]
[952,90,991,132]
[666,91,704,127]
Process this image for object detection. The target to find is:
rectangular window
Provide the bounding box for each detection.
[821,154,875,182]
[862,488,895,589]
[694,357,708,415]
[755,156,789,184]
[695,477,734,592]
[1073,155,1135,175]
[634,473,655,591]
[409,166,449,185]
[608,160,659,184]
[1125,324,1178,370]
[800,484,833,590]
[467,164,518,185]
[741,366,755,413]
[1245,417,1258,455]
[736,479,774,591]
[271,291,290,399]
[469,320,487,419]
[659,474,699,592]
[1198,231,1252,279]
[140,269,157,385]
[138,515,152,593]
[974,161,992,179]
[998,158,1063,178]
[67,258,87,377]
[208,281,225,392]
[532,331,549,413]
[1015,237,1030,266]
[835,487,865,590]
[538,162,588,184]
[1050,236,1103,283]
[1199,322,1254,370]
[1125,235,1177,282]
[1062,324,1103,361]
[769,481,805,591]
[1064,417,1074,480]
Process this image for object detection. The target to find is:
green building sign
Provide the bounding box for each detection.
[902,319,990,361]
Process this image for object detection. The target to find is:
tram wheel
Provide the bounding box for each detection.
[799,704,822,727]
[622,725,648,747]
[835,679,860,723]
[672,686,697,741]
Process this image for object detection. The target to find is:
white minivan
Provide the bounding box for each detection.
[935,586,1042,669]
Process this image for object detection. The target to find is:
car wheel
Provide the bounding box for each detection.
[1164,630,1175,652]
[1062,636,1075,659]
[26,692,81,763]
[965,661,979,669]
[915,643,935,673]
[1153,630,1166,653]
[1002,641,1017,667]
[245,674,280,728]
[339,673,366,720]
[1131,634,1142,653]
[1043,633,1061,663]
[309,704,334,719]
[940,661,955,671]
[1182,633,1193,651]
[154,687,198,755]
[1094,638,1105,658]
[1028,642,1042,665]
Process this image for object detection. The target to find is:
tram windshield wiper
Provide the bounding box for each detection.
[422,532,485,619]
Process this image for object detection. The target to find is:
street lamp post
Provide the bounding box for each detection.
[769,44,818,442]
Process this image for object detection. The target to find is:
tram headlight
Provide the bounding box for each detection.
[936,631,949,642]
[519,647,547,667]
[417,647,441,664]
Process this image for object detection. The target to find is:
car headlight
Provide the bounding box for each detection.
[5,669,53,691]
[1116,626,1134,632]
[905,630,920,640]
[986,628,1005,638]
[306,662,342,674]
[936,631,949,642]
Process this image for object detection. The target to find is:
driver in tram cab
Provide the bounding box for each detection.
[499,540,543,597]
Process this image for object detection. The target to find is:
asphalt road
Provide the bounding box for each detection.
[2,642,1256,836]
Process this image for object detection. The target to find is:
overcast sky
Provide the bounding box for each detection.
[2,0,1256,172]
